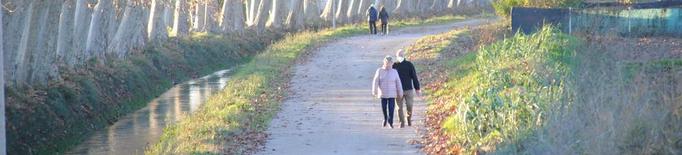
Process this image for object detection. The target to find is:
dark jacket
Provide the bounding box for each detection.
[368,7,378,22]
[392,60,420,91]
[379,8,389,23]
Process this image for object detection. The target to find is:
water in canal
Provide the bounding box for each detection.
[67,69,232,155]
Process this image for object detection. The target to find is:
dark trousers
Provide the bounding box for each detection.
[381,98,395,126]
[381,22,388,34]
[369,21,377,34]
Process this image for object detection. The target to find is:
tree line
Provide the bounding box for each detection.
[2,0,487,87]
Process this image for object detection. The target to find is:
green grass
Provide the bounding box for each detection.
[419,26,579,153]
[624,59,682,80]
[392,15,468,28]
[145,15,471,155]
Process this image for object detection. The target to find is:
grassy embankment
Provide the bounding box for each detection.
[410,21,682,154]
[407,25,579,154]
[495,35,682,154]
[442,26,577,153]
[145,15,471,154]
[6,32,281,154]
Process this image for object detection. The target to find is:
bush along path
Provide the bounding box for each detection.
[146,15,493,154]
[407,25,580,154]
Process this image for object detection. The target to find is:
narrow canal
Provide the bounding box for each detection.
[67,69,232,155]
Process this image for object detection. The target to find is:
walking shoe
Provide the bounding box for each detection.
[407,119,412,126]
[383,121,387,127]
[400,124,405,128]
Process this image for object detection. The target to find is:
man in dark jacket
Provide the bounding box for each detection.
[392,49,421,128]
[378,6,389,35]
[367,4,378,35]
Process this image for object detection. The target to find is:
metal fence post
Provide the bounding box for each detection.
[569,7,573,34]
[0,0,5,153]
[628,7,632,34]
[332,0,336,29]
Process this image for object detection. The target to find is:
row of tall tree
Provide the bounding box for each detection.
[2,0,485,87]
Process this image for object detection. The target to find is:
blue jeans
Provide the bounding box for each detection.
[381,98,395,126]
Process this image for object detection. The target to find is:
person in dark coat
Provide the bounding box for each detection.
[367,4,378,35]
[392,49,421,128]
[378,6,390,35]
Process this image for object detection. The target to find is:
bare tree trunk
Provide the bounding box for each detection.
[172,0,190,37]
[3,0,32,86]
[45,0,62,82]
[73,0,92,61]
[162,3,173,27]
[357,0,371,18]
[221,0,245,32]
[13,1,36,85]
[429,0,437,10]
[266,0,287,29]
[416,0,430,14]
[253,0,272,31]
[429,0,439,14]
[28,0,61,85]
[108,0,148,58]
[303,0,322,28]
[148,0,169,43]
[286,0,305,30]
[114,0,127,29]
[430,0,446,14]
[247,0,261,26]
[205,0,220,33]
[380,0,397,12]
[194,0,206,31]
[57,0,76,66]
[346,0,360,23]
[334,0,348,24]
[28,2,49,85]
[233,0,245,32]
[87,0,116,58]
[447,0,456,9]
[320,0,334,22]
[394,0,415,17]
[220,0,232,32]
[245,0,251,25]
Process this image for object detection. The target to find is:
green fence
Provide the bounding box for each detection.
[573,7,682,36]
[512,7,682,37]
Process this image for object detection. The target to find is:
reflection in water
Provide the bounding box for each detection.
[67,70,232,155]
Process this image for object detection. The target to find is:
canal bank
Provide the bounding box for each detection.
[67,69,232,154]
[6,32,282,154]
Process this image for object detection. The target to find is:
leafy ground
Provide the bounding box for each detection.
[145,15,474,155]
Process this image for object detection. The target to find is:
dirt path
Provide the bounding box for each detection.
[257,19,493,155]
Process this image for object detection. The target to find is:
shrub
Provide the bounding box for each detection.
[440,26,578,152]
[493,0,584,17]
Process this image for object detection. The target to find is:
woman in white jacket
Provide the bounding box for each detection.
[372,56,403,128]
